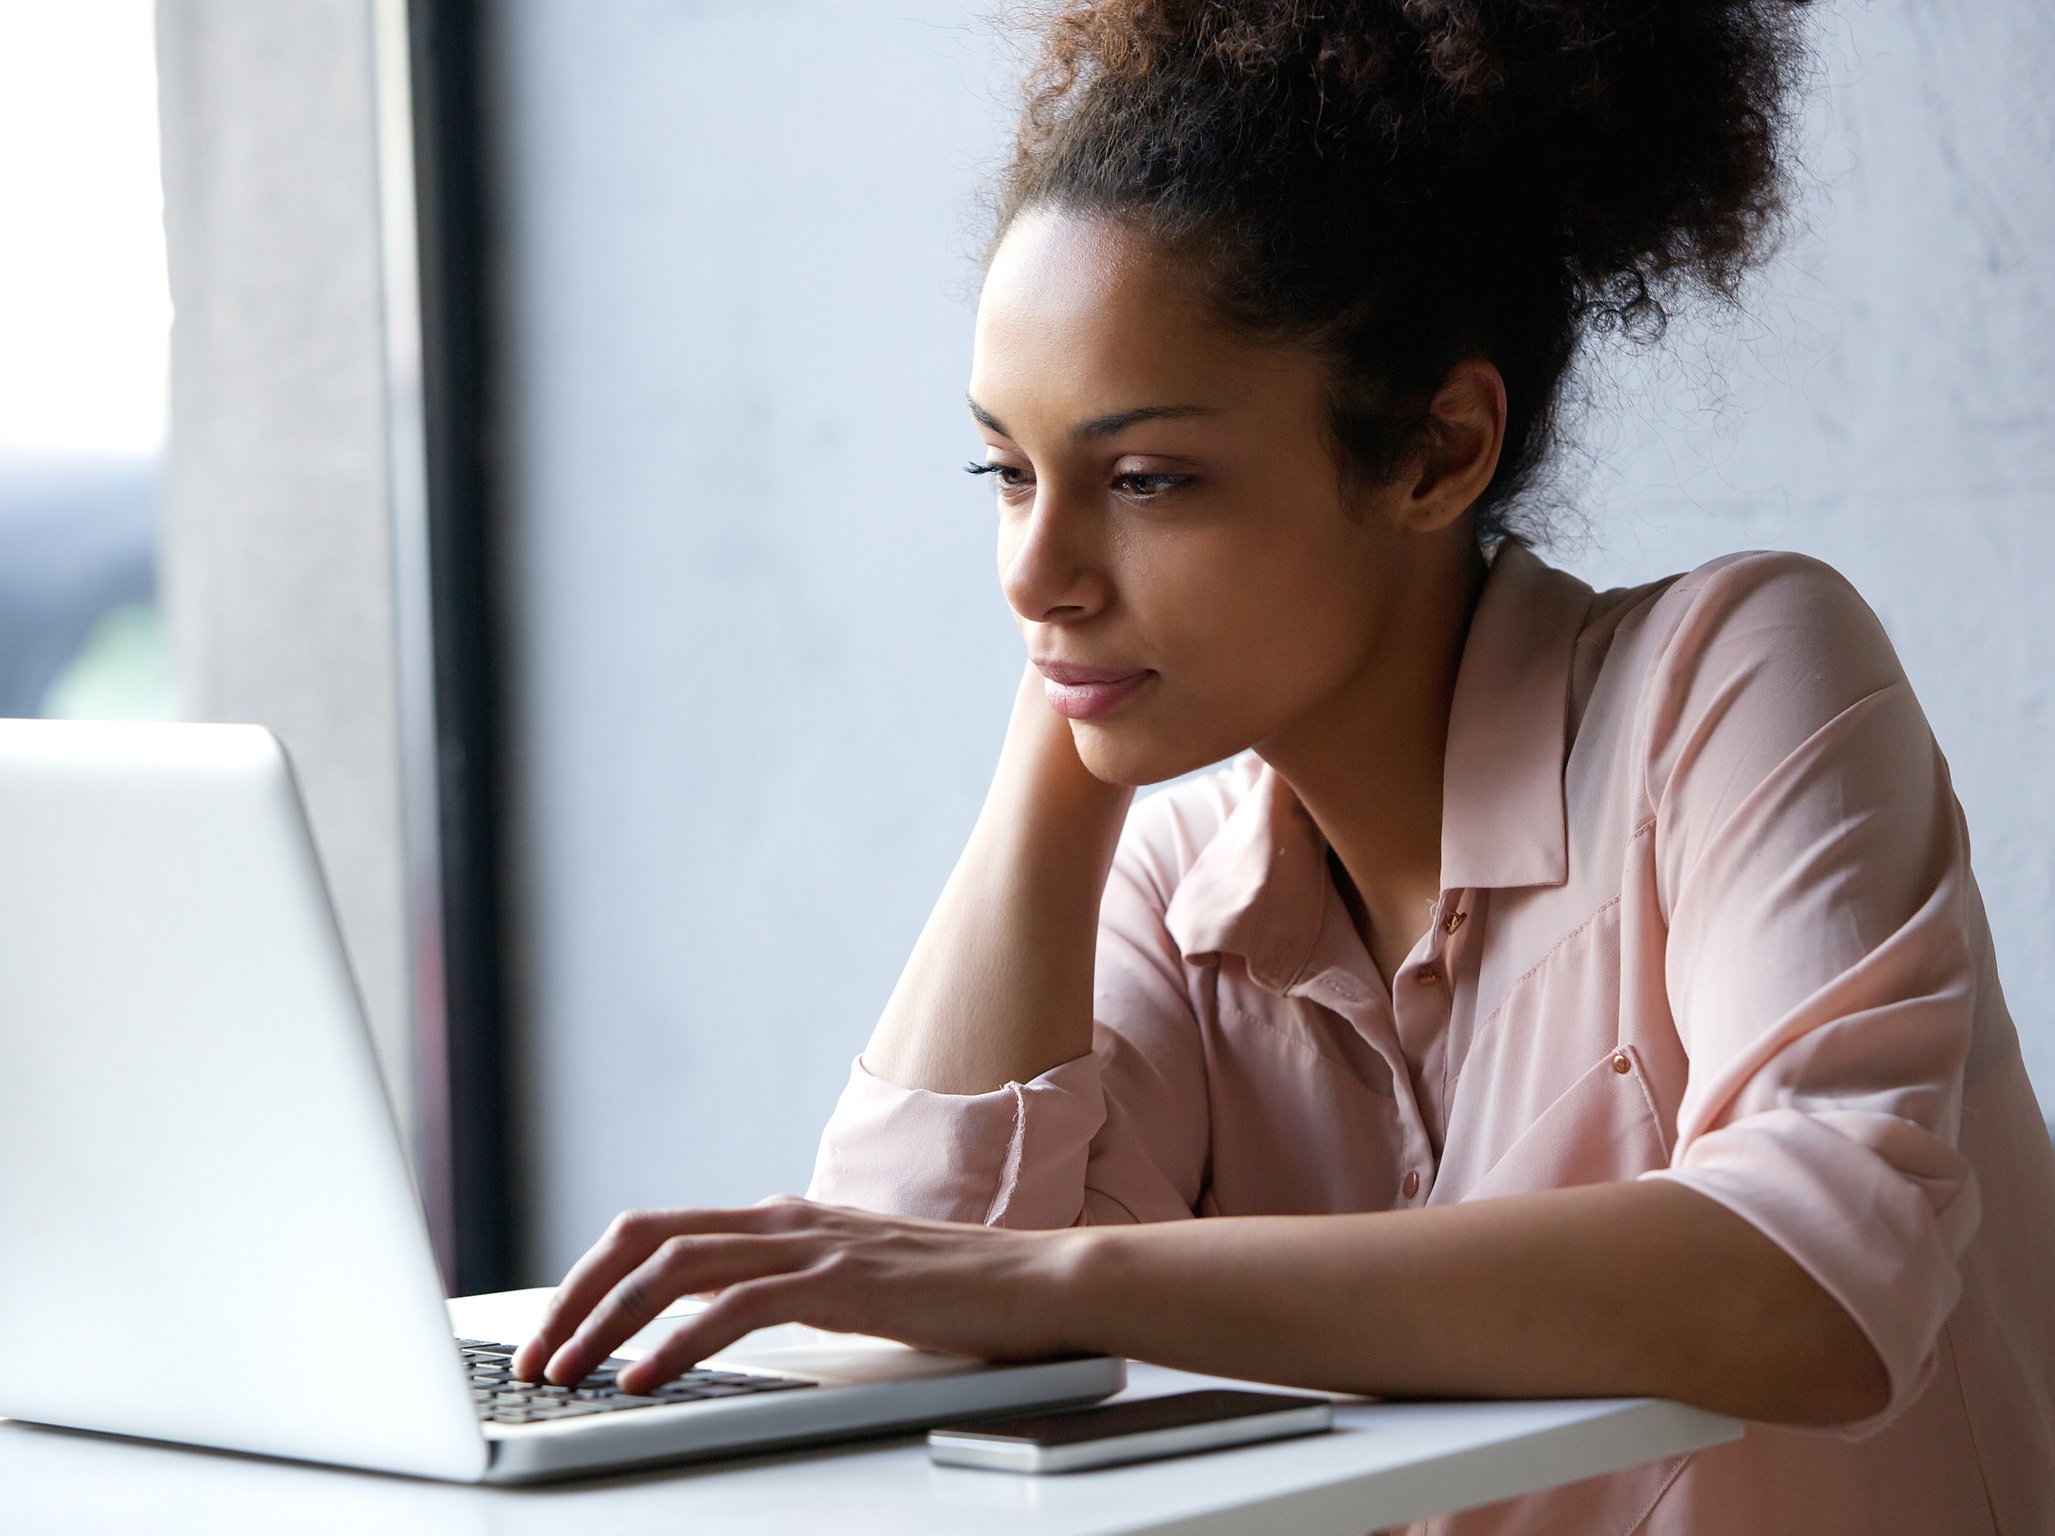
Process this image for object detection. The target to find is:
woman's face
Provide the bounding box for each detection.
[968,204,1475,787]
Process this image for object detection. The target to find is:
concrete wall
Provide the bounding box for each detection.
[156,0,417,1136]
[488,0,2055,1279]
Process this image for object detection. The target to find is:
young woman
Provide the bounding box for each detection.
[515,3,2055,1529]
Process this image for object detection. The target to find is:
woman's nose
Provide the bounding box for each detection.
[999,490,1109,625]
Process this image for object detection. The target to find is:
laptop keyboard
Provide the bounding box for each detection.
[459,1339,817,1425]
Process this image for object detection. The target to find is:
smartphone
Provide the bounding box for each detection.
[926,1388,1335,1473]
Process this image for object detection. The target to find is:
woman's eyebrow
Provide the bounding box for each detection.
[966,396,1219,442]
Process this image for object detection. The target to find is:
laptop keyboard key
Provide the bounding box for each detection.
[456,1336,817,1425]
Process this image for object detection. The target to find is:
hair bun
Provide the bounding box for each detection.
[1405,0,1818,338]
[1013,0,1818,337]
[994,0,1822,544]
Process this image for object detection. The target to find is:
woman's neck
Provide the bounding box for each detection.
[1259,538,1489,991]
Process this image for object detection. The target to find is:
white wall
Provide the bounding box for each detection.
[489,0,2055,1280]
[489,2,1027,1277]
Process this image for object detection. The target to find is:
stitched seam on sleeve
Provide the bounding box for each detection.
[1650,679,1907,931]
[1635,568,1723,829]
[982,1081,1031,1227]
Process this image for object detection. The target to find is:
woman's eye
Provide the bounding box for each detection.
[962,462,1190,500]
[964,461,1031,492]
[1113,472,1191,500]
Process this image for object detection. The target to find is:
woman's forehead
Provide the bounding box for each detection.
[970,207,1308,434]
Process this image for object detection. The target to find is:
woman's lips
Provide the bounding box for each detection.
[1027,662,1159,723]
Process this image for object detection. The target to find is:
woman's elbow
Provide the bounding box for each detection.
[1747,1283,1893,1427]
[1795,1325,1892,1427]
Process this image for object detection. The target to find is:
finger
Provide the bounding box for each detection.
[544,1232,816,1385]
[511,1211,667,1380]
[514,1206,775,1379]
[615,1272,822,1393]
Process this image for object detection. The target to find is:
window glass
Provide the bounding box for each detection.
[0,1,174,721]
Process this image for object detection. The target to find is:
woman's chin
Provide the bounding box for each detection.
[1071,721,1241,789]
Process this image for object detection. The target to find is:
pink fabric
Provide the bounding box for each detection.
[807,540,2055,1535]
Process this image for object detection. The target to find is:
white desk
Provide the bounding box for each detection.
[0,1291,1740,1534]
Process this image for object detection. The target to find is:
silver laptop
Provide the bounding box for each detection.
[0,719,1122,1482]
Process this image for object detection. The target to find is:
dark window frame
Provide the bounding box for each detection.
[401,0,514,1296]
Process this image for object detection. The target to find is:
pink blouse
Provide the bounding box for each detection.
[806,539,2055,1535]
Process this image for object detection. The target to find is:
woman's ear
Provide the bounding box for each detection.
[1399,358,1507,533]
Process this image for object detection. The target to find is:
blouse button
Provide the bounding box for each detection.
[1414,966,1440,986]
[1441,909,1466,935]
[1611,1050,1631,1075]
[1401,1170,1421,1199]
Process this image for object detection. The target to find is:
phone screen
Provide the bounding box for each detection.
[933,1389,1326,1448]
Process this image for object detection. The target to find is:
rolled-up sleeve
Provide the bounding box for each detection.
[1635,551,1982,1438]
[806,790,1211,1229]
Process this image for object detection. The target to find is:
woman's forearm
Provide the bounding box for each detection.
[860,663,1135,1095]
[1053,1178,1891,1426]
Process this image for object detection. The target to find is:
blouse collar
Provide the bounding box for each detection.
[1162,538,1598,989]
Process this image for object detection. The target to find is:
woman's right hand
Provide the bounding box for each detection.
[852,658,1136,1097]
[989,657,1138,824]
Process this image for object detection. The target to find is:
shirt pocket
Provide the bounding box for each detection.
[1455,1043,1672,1203]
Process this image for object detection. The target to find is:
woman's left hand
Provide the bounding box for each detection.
[510,1195,1087,1393]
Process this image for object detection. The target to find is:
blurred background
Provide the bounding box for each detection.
[0,4,171,723]
[8,0,2049,1293]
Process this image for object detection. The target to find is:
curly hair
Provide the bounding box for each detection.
[984,0,1821,550]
